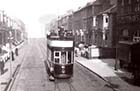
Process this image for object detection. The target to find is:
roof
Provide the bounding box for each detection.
[103,5,117,13]
[96,5,117,16]
[93,0,102,5]
[74,1,94,14]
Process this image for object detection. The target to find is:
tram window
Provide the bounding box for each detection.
[55,58,59,63]
[54,51,61,63]
[55,52,59,56]
[61,52,66,64]
[68,52,72,63]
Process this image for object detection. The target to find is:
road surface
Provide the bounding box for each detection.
[10,38,113,91]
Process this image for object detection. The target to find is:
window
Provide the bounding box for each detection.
[128,0,131,4]
[54,51,73,64]
[133,30,140,42]
[68,52,72,63]
[55,52,59,56]
[122,29,129,37]
[122,0,124,6]
[118,0,122,6]
[93,16,96,27]
[106,17,108,23]
[61,52,66,64]
[54,51,61,63]
[55,58,60,63]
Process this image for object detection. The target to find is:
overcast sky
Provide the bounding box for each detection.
[0,0,93,38]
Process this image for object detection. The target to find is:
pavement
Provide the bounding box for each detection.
[0,42,26,91]
[75,56,140,91]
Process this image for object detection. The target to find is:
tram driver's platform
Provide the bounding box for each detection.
[75,56,140,91]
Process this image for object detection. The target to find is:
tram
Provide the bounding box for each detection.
[46,30,74,80]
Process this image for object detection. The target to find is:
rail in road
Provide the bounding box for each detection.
[5,38,119,91]
[39,39,118,91]
[39,42,78,91]
[4,42,31,91]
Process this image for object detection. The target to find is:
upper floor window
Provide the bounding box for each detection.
[128,0,131,4]
[122,0,124,6]
[106,17,109,23]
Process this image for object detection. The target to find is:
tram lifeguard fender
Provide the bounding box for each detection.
[47,40,73,47]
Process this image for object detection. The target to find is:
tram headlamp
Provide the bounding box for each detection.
[61,66,65,69]
[62,69,65,74]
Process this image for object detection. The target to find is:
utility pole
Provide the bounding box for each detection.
[9,31,13,79]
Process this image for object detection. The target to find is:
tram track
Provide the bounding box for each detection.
[39,39,119,91]
[4,44,30,91]
[39,41,79,91]
[53,79,77,91]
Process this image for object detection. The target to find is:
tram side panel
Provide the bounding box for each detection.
[53,49,74,78]
[46,45,54,76]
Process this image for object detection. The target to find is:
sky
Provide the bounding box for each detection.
[0,0,93,38]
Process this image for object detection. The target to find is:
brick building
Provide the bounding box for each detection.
[93,0,117,48]
[73,2,93,45]
[117,0,140,42]
[116,0,140,66]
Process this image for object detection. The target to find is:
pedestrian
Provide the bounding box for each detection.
[75,47,79,57]
[15,48,18,56]
[12,51,14,61]
[0,61,4,74]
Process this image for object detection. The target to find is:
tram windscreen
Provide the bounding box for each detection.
[61,52,66,64]
[68,52,71,63]
[54,51,60,63]
[61,51,72,64]
[54,51,73,64]
[55,52,59,56]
